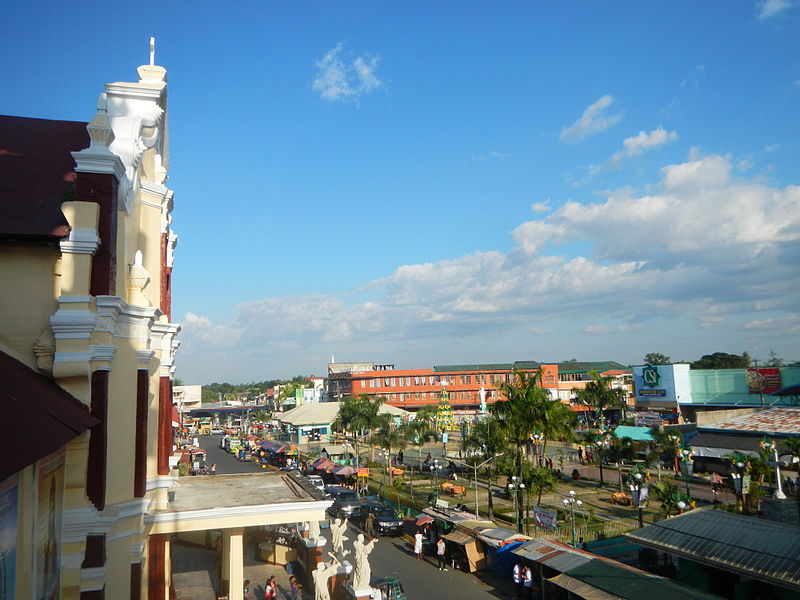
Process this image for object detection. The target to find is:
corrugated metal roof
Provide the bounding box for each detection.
[625,509,800,591]
[563,561,725,600]
[511,538,592,572]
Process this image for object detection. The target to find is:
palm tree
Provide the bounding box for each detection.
[372,422,407,490]
[573,370,628,429]
[650,480,680,517]
[332,394,385,467]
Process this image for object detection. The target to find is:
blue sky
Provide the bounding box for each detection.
[3,2,799,383]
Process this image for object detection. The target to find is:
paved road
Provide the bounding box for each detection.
[198,434,266,474]
[345,521,514,600]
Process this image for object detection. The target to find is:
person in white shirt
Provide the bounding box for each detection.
[513,563,523,599]
[414,531,423,560]
[523,565,534,600]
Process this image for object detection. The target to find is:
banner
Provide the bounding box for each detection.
[533,506,557,530]
[36,449,64,600]
[0,474,19,599]
[746,368,781,394]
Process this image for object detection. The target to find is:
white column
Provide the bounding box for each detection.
[226,528,245,600]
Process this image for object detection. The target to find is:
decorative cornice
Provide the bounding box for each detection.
[146,474,177,492]
[58,296,93,304]
[137,349,155,365]
[80,565,108,591]
[50,310,96,339]
[89,344,118,368]
[60,228,101,256]
[131,542,145,563]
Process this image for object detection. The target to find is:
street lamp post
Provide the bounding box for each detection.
[628,465,649,527]
[429,459,443,504]
[760,438,787,499]
[531,431,544,467]
[380,448,390,491]
[508,476,526,533]
[727,453,749,513]
[677,445,694,497]
[593,431,611,488]
[563,490,583,548]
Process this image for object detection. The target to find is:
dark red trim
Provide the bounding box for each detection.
[130,562,142,600]
[157,377,172,476]
[87,370,108,510]
[134,369,149,498]
[75,172,118,296]
[147,535,166,600]
[81,534,106,568]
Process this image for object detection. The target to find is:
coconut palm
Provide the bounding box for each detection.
[573,370,628,429]
[332,394,386,466]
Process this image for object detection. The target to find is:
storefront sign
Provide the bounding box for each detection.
[635,412,663,426]
[746,368,781,394]
[638,389,666,397]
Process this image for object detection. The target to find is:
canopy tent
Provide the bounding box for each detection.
[612,426,654,442]
[547,574,619,600]
[331,465,356,476]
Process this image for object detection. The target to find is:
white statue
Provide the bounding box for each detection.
[308,519,321,540]
[352,533,377,590]
[330,517,348,554]
[312,555,340,600]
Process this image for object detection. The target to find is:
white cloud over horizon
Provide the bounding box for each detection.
[560,95,623,142]
[177,151,800,382]
[312,43,383,102]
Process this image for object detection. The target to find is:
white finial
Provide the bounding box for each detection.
[149,37,155,66]
[134,250,143,266]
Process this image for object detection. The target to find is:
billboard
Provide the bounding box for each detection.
[746,368,781,395]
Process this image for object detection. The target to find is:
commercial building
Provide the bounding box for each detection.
[327,360,633,418]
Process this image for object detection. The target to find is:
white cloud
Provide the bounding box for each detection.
[560,95,622,142]
[758,0,792,20]
[530,201,551,214]
[580,126,679,182]
[312,43,383,102]
[177,151,800,382]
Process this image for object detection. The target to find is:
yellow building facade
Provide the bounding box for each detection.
[1,49,331,600]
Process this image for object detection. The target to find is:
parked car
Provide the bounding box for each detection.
[358,500,404,537]
[211,426,224,434]
[306,475,325,492]
[325,485,361,518]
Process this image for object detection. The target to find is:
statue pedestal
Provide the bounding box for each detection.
[344,582,375,600]
[330,560,353,600]
[298,536,327,588]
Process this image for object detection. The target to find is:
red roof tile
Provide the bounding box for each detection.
[0,350,99,480]
[0,115,89,238]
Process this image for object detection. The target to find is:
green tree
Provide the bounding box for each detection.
[573,370,628,429]
[644,353,671,365]
[691,352,751,369]
[766,349,784,367]
[649,480,680,516]
[401,419,440,498]
[461,418,507,519]
[332,394,387,465]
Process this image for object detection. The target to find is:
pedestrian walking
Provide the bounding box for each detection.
[523,565,533,600]
[210,463,217,475]
[577,446,584,463]
[513,563,523,599]
[365,512,376,540]
[264,576,277,600]
[243,579,253,600]
[436,537,447,571]
[414,531,423,560]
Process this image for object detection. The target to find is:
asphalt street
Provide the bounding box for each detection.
[196,436,515,599]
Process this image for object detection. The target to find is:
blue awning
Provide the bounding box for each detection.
[613,426,654,442]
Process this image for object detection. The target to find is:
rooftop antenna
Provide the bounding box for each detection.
[149,37,155,66]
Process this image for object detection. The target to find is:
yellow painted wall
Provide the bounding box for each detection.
[0,245,59,367]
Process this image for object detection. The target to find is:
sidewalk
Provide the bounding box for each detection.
[172,541,302,600]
